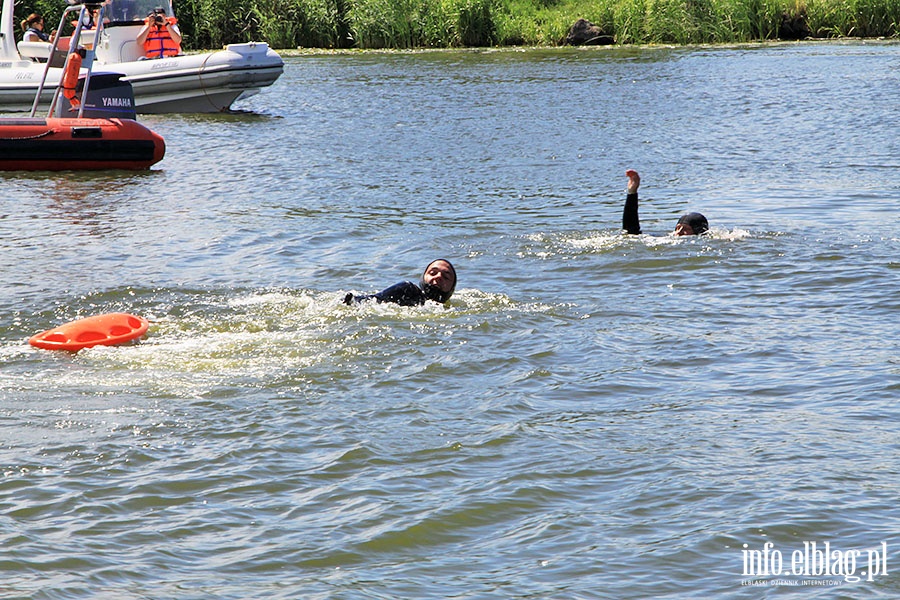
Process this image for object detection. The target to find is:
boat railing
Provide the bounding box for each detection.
[30,2,107,119]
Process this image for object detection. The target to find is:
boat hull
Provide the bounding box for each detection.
[120,45,284,113]
[0,117,165,170]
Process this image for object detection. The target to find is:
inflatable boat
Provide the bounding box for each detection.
[0,116,165,170]
[0,0,283,113]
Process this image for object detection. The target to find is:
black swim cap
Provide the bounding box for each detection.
[420,259,457,303]
[676,212,709,235]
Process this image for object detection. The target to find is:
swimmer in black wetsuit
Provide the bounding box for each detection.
[622,170,709,236]
[343,259,457,307]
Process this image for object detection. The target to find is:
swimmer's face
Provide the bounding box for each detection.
[674,223,694,236]
[423,260,455,293]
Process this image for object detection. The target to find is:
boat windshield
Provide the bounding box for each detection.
[102,0,174,24]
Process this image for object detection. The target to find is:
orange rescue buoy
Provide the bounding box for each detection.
[61,49,84,107]
[29,312,150,352]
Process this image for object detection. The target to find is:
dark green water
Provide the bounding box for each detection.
[2,42,899,598]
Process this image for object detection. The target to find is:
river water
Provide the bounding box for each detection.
[2,41,899,598]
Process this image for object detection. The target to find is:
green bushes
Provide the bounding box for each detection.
[182,0,256,48]
[345,0,496,48]
[457,0,497,46]
[253,0,340,48]
[12,0,900,50]
[14,0,73,33]
[805,0,900,37]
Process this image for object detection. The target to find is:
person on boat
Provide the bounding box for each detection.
[622,169,709,236]
[343,259,457,307]
[71,8,106,31]
[136,8,182,58]
[21,13,54,43]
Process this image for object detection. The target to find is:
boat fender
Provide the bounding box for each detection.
[61,49,86,107]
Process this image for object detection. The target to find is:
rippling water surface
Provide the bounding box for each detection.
[2,42,899,598]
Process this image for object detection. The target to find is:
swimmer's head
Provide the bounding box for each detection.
[421,259,456,303]
[675,212,709,236]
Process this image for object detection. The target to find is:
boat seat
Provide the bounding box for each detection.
[17,40,50,62]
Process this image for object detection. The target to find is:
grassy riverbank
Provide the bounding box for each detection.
[19,0,900,50]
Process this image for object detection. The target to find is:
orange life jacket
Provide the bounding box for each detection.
[143,17,181,58]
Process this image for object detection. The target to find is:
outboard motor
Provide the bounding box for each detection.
[56,72,137,119]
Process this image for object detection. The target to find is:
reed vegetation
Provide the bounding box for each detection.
[15,0,900,50]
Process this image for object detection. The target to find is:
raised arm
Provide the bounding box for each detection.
[622,169,641,235]
[136,21,151,46]
[166,21,183,45]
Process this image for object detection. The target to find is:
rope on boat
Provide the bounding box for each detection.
[0,129,57,141]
